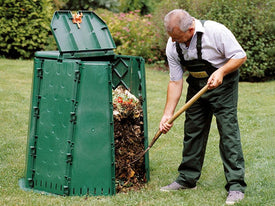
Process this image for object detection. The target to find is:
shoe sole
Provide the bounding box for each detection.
[160,186,197,192]
[226,199,243,205]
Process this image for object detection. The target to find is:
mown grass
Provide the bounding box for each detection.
[0,59,274,206]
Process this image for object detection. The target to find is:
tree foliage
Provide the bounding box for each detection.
[59,0,120,12]
[0,0,53,59]
[119,0,152,15]
[55,0,153,14]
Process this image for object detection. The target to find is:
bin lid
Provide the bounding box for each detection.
[51,10,116,58]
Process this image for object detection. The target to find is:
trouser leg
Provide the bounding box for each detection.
[211,75,247,193]
[176,86,213,188]
[176,71,246,192]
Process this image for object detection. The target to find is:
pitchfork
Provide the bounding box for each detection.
[131,84,208,164]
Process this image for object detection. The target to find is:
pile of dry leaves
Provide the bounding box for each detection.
[112,86,146,192]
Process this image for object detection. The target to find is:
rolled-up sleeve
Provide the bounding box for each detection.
[166,38,184,81]
[216,25,246,60]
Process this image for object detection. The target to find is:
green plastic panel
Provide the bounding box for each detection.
[25,58,82,195]
[24,58,44,188]
[69,61,115,196]
[111,55,150,181]
[51,10,116,58]
[112,55,143,98]
[35,51,60,59]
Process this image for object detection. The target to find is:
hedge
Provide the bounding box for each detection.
[195,0,275,81]
[0,0,53,59]
[153,0,275,81]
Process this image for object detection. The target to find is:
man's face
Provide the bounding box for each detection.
[168,26,194,45]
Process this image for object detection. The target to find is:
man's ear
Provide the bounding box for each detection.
[188,27,195,32]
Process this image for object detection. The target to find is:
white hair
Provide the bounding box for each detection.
[164,9,194,32]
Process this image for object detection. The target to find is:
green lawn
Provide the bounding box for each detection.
[0,59,274,206]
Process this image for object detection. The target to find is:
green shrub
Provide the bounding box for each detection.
[60,0,120,12]
[55,0,152,14]
[97,9,161,63]
[0,0,53,59]
[154,0,275,81]
[151,0,180,65]
[198,0,275,81]
[119,0,152,15]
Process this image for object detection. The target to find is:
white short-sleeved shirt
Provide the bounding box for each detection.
[166,19,246,81]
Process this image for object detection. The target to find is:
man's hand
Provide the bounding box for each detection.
[208,57,247,90]
[159,115,173,134]
[207,69,224,90]
[159,79,183,134]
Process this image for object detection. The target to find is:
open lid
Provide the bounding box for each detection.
[51,10,116,58]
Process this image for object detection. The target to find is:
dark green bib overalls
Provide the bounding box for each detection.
[175,21,247,192]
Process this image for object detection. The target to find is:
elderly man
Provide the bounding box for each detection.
[159,9,247,205]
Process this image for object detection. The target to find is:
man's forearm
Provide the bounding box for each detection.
[163,79,183,116]
[219,56,247,76]
[208,56,247,89]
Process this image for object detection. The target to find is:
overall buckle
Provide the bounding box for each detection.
[189,71,209,78]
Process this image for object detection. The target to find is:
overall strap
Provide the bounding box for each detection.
[197,20,206,60]
[176,42,185,65]
[196,32,203,60]
[176,20,207,64]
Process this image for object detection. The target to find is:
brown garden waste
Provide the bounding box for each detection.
[113,86,146,192]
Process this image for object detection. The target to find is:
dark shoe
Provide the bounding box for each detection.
[226,191,244,205]
[160,181,197,192]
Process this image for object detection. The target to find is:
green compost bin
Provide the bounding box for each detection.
[21,10,149,196]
